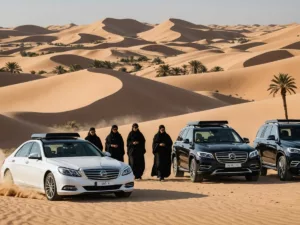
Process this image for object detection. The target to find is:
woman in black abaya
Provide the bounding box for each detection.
[85,127,103,151]
[127,123,146,180]
[105,125,125,162]
[151,125,173,181]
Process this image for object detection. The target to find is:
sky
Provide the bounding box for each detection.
[0,0,300,27]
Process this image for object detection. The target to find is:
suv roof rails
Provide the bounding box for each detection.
[31,133,80,140]
[265,119,300,124]
[187,121,229,127]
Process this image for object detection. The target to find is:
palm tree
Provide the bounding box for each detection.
[69,64,83,72]
[182,64,188,75]
[152,57,165,65]
[189,60,203,74]
[171,67,182,76]
[0,67,6,72]
[156,64,170,77]
[90,60,104,68]
[268,73,297,120]
[53,65,67,75]
[199,64,208,73]
[210,66,224,72]
[4,62,23,74]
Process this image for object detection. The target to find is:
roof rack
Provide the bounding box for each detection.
[31,133,80,140]
[265,119,300,124]
[187,121,229,127]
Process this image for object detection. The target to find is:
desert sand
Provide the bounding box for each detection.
[1,18,300,225]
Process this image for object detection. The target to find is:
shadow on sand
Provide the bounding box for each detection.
[66,188,207,203]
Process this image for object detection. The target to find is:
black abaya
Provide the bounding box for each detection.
[85,134,103,151]
[151,131,173,178]
[105,131,125,162]
[127,130,146,178]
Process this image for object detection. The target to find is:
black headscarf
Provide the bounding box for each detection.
[85,127,103,150]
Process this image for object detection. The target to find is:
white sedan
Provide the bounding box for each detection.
[1,133,134,201]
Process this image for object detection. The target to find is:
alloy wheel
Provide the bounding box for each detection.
[45,175,56,199]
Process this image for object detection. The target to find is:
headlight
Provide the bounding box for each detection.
[122,166,132,176]
[287,148,300,154]
[197,152,214,159]
[58,167,81,177]
[249,150,259,158]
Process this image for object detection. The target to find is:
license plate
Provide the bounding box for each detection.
[225,163,241,168]
[100,181,110,186]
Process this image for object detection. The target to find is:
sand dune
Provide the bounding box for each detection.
[8,69,230,127]
[102,18,153,37]
[243,50,294,67]
[0,70,122,113]
[139,18,244,42]
[10,35,57,43]
[231,42,266,51]
[72,33,105,44]
[0,72,44,87]
[50,54,94,68]
[159,55,300,100]
[140,44,184,56]
[0,46,32,55]
[47,23,77,32]
[13,25,54,35]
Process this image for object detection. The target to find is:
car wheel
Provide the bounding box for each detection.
[260,167,268,176]
[245,173,260,181]
[173,156,184,177]
[4,170,14,184]
[278,156,292,181]
[44,172,61,201]
[190,158,203,183]
[114,192,132,198]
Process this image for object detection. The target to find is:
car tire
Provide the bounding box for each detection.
[173,156,184,177]
[190,158,203,183]
[44,172,61,201]
[4,170,14,184]
[114,192,132,198]
[278,156,293,181]
[260,167,268,176]
[245,173,260,181]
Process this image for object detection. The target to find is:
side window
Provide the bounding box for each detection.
[15,142,33,157]
[260,126,268,139]
[181,129,189,141]
[270,125,278,138]
[177,129,185,141]
[256,125,265,138]
[263,125,272,139]
[186,129,194,143]
[29,143,42,157]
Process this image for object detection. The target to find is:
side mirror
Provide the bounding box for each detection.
[267,135,276,141]
[243,138,250,144]
[104,152,111,157]
[28,153,42,160]
[183,139,190,144]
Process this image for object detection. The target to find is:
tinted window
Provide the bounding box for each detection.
[259,126,268,138]
[29,143,42,157]
[194,128,243,143]
[263,125,273,139]
[186,129,194,143]
[15,142,33,157]
[43,142,103,158]
[279,126,300,141]
[177,129,185,141]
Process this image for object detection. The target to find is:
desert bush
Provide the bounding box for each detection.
[53,65,67,75]
[210,66,224,72]
[69,64,83,72]
[30,70,36,75]
[38,70,47,75]
[137,56,149,62]
[119,67,127,72]
[152,57,165,65]
[133,63,142,71]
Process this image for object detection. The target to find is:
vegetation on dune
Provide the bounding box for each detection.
[118,67,127,72]
[133,63,142,72]
[268,73,297,120]
[156,64,170,77]
[1,62,23,74]
[90,60,117,69]
[137,56,149,62]
[152,57,165,65]
[30,70,36,75]
[171,67,182,76]
[53,65,67,75]
[182,64,188,75]
[189,60,207,74]
[20,51,39,57]
[210,66,224,72]
[69,64,83,72]
[38,70,47,75]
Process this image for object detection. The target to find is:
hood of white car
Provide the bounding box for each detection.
[46,156,124,170]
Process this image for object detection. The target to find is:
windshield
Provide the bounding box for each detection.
[279,126,300,141]
[194,128,243,144]
[43,142,103,158]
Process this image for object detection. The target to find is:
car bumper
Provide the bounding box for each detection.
[196,157,261,176]
[288,157,300,175]
[54,172,134,196]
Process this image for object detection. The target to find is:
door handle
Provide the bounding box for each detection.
[12,160,15,163]
[25,161,29,164]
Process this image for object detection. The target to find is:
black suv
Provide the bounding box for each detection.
[253,119,300,181]
[172,121,261,182]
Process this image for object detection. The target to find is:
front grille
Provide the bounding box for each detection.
[215,151,248,164]
[83,185,122,191]
[83,168,120,180]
